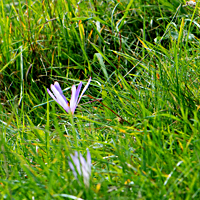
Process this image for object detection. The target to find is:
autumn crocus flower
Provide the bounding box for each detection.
[47,77,91,114]
[68,149,91,187]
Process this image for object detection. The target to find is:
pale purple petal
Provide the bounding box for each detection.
[82,169,90,187]
[50,84,70,112]
[68,161,77,179]
[80,154,87,170]
[71,152,81,175]
[70,82,82,114]
[47,88,59,104]
[74,82,82,106]
[47,82,69,112]
[86,149,91,172]
[74,151,78,157]
[47,78,91,115]
[54,81,63,94]
[83,172,90,187]
[80,160,89,177]
[70,85,78,114]
[54,82,69,105]
[69,150,91,187]
[77,77,91,104]
[80,154,90,187]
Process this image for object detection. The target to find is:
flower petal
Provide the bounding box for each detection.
[77,77,91,104]
[80,154,87,169]
[68,161,77,179]
[80,154,89,185]
[70,85,77,114]
[50,84,70,112]
[75,82,82,106]
[54,81,63,94]
[54,82,69,104]
[53,82,69,106]
[70,82,83,114]
[71,152,82,175]
[86,149,91,172]
[47,88,58,103]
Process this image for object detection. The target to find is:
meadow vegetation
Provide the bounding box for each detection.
[0,0,200,199]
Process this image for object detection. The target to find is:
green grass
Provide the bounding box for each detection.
[0,0,200,199]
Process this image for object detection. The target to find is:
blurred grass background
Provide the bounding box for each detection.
[0,0,200,199]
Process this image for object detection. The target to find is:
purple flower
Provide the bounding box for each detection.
[68,149,91,187]
[47,77,91,114]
